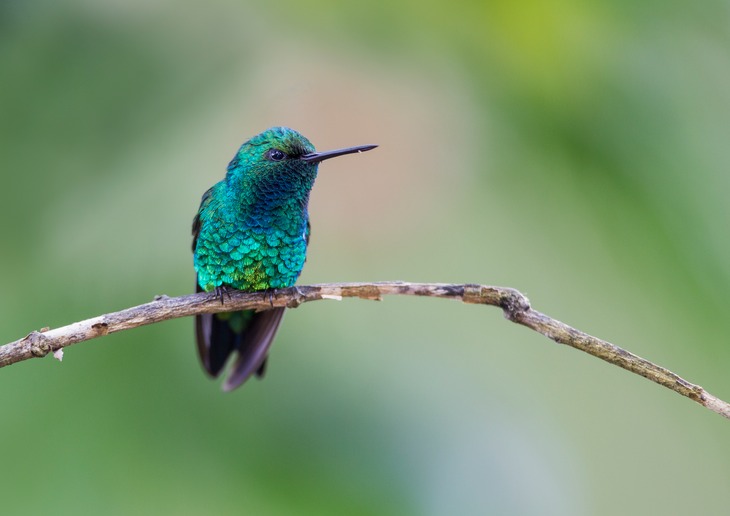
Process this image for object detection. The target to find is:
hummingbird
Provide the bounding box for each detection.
[192,127,377,391]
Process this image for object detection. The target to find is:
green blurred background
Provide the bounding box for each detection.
[2,1,729,514]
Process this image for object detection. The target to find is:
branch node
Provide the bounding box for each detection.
[282,286,309,308]
[499,289,531,321]
[91,322,109,336]
[26,331,51,358]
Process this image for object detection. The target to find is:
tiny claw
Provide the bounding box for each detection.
[262,289,276,307]
[214,286,228,305]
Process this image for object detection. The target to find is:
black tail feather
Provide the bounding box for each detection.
[196,312,240,377]
[222,307,285,391]
[195,283,285,390]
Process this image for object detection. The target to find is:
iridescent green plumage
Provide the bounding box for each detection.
[192,127,376,391]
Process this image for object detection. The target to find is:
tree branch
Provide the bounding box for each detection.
[1,281,727,419]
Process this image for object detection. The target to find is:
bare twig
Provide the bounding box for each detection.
[1,282,727,419]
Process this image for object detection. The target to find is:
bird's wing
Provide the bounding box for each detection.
[192,186,214,252]
[193,186,222,376]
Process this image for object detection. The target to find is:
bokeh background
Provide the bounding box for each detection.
[2,1,729,514]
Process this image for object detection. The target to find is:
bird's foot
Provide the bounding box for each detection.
[214,285,233,305]
[261,288,277,307]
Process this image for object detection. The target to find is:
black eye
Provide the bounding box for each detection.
[266,149,287,162]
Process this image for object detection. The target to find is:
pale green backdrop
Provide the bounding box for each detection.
[1,1,729,515]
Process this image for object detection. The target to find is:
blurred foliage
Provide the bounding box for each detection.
[1,1,729,515]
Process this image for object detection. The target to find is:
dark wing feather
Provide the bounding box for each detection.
[222,307,286,391]
[192,186,214,251]
[194,187,227,376]
[195,285,242,377]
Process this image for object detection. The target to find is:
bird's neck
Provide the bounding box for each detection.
[225,165,316,218]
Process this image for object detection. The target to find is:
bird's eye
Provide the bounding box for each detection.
[266,149,287,162]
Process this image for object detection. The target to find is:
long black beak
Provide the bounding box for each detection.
[301,144,377,163]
